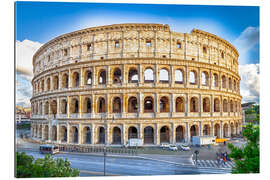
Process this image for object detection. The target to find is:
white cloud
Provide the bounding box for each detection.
[239,63,259,103]
[233,27,259,64]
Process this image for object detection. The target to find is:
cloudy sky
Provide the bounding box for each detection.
[15,1,259,107]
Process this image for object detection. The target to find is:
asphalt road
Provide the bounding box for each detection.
[17,148,231,176]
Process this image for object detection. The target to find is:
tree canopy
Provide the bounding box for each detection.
[228,124,259,173]
[16,152,80,178]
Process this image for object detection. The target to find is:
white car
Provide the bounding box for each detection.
[160,143,170,149]
[168,145,178,151]
[179,144,190,151]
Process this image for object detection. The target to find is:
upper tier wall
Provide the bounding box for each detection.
[33,23,239,77]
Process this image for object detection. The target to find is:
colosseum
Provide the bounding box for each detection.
[30,23,242,146]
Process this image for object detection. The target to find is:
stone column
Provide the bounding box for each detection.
[185,93,189,116]
[79,95,83,118]
[154,64,158,85]
[78,123,82,144]
[122,94,127,116]
[199,121,202,136]
[185,122,190,143]
[170,65,174,86]
[138,64,143,85]
[155,123,160,145]
[57,97,60,118]
[122,124,126,145]
[68,68,72,88]
[138,123,143,140]
[92,66,96,87]
[67,96,70,118]
[210,121,214,136]
[171,123,175,144]
[56,123,60,143]
[138,92,143,117]
[106,123,110,145]
[220,121,223,138]
[91,124,95,144]
[67,123,70,143]
[211,94,214,116]
[199,94,202,117]
[48,123,52,142]
[185,65,188,88]
[198,67,201,88]
[80,68,84,87]
[41,124,45,140]
[107,66,112,86]
[122,64,127,86]
[155,93,160,114]
[170,93,175,117]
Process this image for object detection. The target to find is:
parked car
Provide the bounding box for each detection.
[168,145,178,151]
[160,143,170,149]
[178,144,191,151]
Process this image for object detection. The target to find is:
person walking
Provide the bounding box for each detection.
[223,156,227,165]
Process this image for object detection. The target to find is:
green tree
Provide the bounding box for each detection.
[16,152,80,178]
[228,124,259,173]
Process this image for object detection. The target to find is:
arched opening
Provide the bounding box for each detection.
[44,101,49,115]
[128,68,138,83]
[233,80,236,91]
[69,126,78,144]
[84,98,91,113]
[175,69,184,84]
[128,126,138,139]
[113,68,122,84]
[160,96,169,113]
[202,71,209,86]
[223,99,228,112]
[144,96,154,113]
[98,97,106,113]
[176,125,185,143]
[60,126,67,142]
[112,97,121,113]
[99,70,106,84]
[41,80,44,91]
[203,124,210,135]
[235,101,238,113]
[62,73,69,89]
[230,123,234,137]
[50,100,57,116]
[144,126,154,144]
[235,123,239,135]
[53,76,59,90]
[214,98,220,112]
[230,100,234,112]
[190,125,198,141]
[72,72,80,88]
[71,98,79,113]
[128,97,138,113]
[98,127,105,144]
[190,97,198,112]
[222,75,226,88]
[144,68,154,83]
[214,124,220,138]
[44,125,49,140]
[203,97,210,112]
[213,73,218,87]
[229,77,232,90]
[223,124,229,137]
[51,125,57,141]
[84,71,92,85]
[112,127,121,144]
[189,71,197,85]
[61,99,67,114]
[39,102,43,115]
[38,125,42,138]
[175,97,185,112]
[83,126,91,144]
[159,68,169,83]
[160,126,170,143]
[46,78,51,91]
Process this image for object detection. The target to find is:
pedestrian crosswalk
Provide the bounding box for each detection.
[194,159,235,169]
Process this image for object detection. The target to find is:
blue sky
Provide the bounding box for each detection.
[15,1,260,106]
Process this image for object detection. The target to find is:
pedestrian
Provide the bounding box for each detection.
[223,156,226,165]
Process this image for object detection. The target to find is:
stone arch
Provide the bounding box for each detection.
[62,73,69,88]
[41,79,44,91]
[175,97,185,112]
[50,100,57,115]
[128,96,138,113]
[113,68,122,84]
[159,68,169,83]
[144,96,154,113]
[223,99,228,112]
[44,101,49,115]
[176,125,185,142]
[175,69,184,84]
[83,126,91,144]
[160,96,170,113]
[44,125,49,140]
[203,124,210,135]
[60,126,67,142]
[51,125,57,141]
[144,68,154,83]
[72,72,80,87]
[128,126,138,139]
[203,97,210,112]
[190,125,199,141]
[39,102,43,115]
[98,97,106,113]
[213,73,219,87]
[233,79,236,91]
[38,125,42,138]
[84,70,92,85]
[112,126,121,144]
[223,123,229,137]
[46,77,51,91]
[229,77,232,90]
[98,126,105,144]
[70,98,79,113]
[201,71,209,86]
[61,99,67,114]
[230,100,234,112]
[190,97,198,112]
[214,123,221,138]
[222,75,226,88]
[69,126,78,144]
[53,75,59,90]
[235,122,239,135]
[189,70,197,85]
[83,97,92,113]
[128,68,138,83]
[214,98,220,112]
[112,97,122,113]
[99,69,106,84]
[230,123,235,137]
[144,126,154,144]
[160,126,170,143]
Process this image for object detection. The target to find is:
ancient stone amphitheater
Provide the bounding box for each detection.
[30,23,242,146]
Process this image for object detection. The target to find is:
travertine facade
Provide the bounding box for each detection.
[30,23,242,146]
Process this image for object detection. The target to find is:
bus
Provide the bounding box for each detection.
[39,144,60,154]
